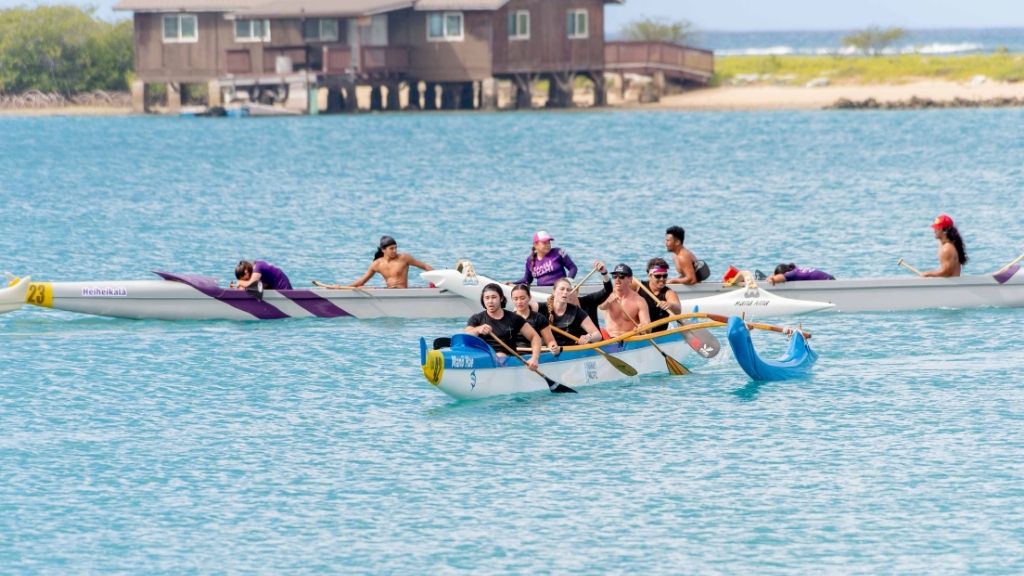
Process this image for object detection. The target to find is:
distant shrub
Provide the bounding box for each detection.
[842,26,907,56]
[620,17,694,44]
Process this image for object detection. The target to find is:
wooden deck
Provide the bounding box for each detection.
[604,41,714,85]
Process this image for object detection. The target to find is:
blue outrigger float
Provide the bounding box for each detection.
[726,316,818,381]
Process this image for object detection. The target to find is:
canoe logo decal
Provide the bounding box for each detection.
[451,355,474,368]
[80,287,128,297]
[470,369,477,390]
[423,350,444,386]
[585,360,599,384]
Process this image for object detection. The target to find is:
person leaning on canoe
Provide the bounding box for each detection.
[350,235,433,289]
[536,278,604,346]
[922,213,968,277]
[510,283,561,355]
[231,260,293,290]
[466,283,543,370]
[514,230,577,286]
[636,258,682,332]
[768,263,835,285]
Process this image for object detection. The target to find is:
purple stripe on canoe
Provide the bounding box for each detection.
[154,271,290,320]
[281,290,353,318]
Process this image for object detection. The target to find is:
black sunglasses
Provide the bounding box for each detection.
[611,274,630,279]
[651,274,668,280]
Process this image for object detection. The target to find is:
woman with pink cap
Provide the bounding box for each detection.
[514,230,578,286]
[923,213,968,277]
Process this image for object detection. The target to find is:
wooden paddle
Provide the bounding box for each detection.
[311,280,371,294]
[636,280,721,358]
[614,300,689,376]
[570,266,600,294]
[897,258,924,277]
[705,313,811,339]
[550,325,637,377]
[489,334,577,394]
[992,251,1024,284]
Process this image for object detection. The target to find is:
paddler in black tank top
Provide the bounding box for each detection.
[465,283,542,370]
[637,258,682,332]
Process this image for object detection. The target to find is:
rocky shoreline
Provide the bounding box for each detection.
[827,95,1024,110]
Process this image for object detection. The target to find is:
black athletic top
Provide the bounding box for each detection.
[514,310,550,348]
[640,281,671,332]
[537,302,590,346]
[578,279,613,327]
[467,310,527,351]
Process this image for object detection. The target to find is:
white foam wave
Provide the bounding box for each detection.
[715,42,988,57]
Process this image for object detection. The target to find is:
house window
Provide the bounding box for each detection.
[162,14,198,43]
[427,12,463,41]
[303,18,339,42]
[235,19,270,42]
[508,10,529,40]
[567,9,588,39]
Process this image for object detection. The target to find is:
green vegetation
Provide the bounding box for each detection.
[842,26,907,56]
[714,53,1024,86]
[0,6,133,94]
[620,16,694,43]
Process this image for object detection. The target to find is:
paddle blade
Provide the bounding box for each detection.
[685,326,721,358]
[545,376,577,394]
[994,263,1020,284]
[665,355,691,376]
[607,354,639,377]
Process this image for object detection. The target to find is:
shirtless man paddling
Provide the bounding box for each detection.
[599,263,651,337]
[665,225,701,285]
[922,214,968,278]
[350,235,434,288]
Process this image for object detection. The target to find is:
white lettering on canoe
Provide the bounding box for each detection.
[733,299,769,307]
[452,355,474,368]
[80,287,128,297]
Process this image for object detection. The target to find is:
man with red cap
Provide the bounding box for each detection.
[922,214,968,277]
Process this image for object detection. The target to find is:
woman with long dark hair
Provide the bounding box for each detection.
[923,214,968,277]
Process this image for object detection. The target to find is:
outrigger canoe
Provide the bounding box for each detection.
[1,276,31,315]
[726,316,817,381]
[421,268,835,318]
[23,272,478,321]
[19,267,1024,322]
[420,319,716,400]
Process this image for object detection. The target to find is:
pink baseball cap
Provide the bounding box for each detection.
[533,230,554,243]
[931,214,954,230]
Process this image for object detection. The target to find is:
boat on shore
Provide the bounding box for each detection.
[1,276,31,315]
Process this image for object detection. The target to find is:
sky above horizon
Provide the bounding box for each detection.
[1,0,1023,31]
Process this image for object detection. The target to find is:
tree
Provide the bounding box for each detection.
[620,16,694,44]
[0,6,133,94]
[841,26,907,56]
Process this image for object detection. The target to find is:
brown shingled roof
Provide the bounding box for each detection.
[236,0,414,18]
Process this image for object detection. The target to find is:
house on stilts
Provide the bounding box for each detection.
[113,0,714,113]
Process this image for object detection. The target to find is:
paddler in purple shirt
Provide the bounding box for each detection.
[768,263,835,285]
[515,230,578,286]
[232,260,293,290]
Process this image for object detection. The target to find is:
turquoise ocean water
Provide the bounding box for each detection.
[1,111,1023,573]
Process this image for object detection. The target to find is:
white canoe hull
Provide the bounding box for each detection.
[25,274,479,321]
[1,276,31,315]
[19,269,1024,321]
[422,335,694,400]
[672,273,1024,313]
[422,269,834,318]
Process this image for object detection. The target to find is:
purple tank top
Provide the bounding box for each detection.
[254,260,293,290]
[784,267,834,281]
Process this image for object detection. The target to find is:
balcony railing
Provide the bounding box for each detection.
[604,41,714,83]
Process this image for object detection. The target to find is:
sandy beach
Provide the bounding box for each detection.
[645,79,1024,111]
[3,80,1024,116]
